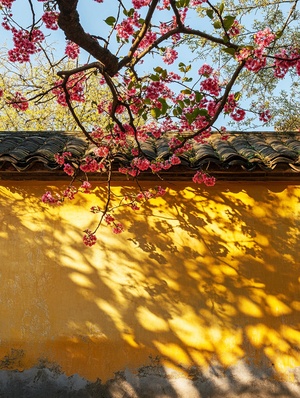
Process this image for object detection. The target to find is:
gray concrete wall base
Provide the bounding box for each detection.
[0,361,300,398]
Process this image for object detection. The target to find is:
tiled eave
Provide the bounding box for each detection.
[0,131,299,181]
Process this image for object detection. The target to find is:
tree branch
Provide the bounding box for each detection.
[57,0,119,76]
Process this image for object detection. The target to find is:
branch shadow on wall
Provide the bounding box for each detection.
[0,181,299,397]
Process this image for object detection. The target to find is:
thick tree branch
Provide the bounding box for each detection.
[57,0,119,76]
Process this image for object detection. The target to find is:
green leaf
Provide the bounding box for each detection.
[213,21,222,29]
[149,74,160,81]
[206,9,214,19]
[221,47,236,57]
[158,98,169,115]
[150,108,159,119]
[178,100,184,109]
[234,91,241,101]
[195,91,203,102]
[219,2,225,14]
[223,15,236,31]
[198,108,209,116]
[104,16,116,26]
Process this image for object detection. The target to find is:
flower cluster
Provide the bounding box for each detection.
[42,11,59,30]
[41,191,61,205]
[52,74,85,106]
[228,20,241,37]
[162,48,178,65]
[10,92,28,111]
[8,28,44,63]
[0,0,15,8]
[273,49,300,79]
[132,0,151,8]
[192,171,216,186]
[116,11,141,40]
[65,41,80,59]
[236,27,275,73]
[83,230,97,247]
[104,214,124,234]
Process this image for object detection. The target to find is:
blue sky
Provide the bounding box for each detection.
[1,0,298,131]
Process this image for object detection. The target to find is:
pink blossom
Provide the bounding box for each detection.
[42,11,59,30]
[83,230,97,247]
[80,157,100,173]
[132,0,151,8]
[190,0,207,4]
[8,28,44,63]
[116,12,141,40]
[200,76,221,96]
[230,108,246,121]
[65,41,80,59]
[118,166,140,177]
[155,186,166,196]
[80,181,92,193]
[169,155,181,165]
[94,146,110,158]
[136,190,153,200]
[10,92,28,111]
[162,48,178,65]
[198,64,213,76]
[112,223,124,234]
[54,151,72,165]
[254,27,275,49]
[150,162,163,173]
[259,109,272,123]
[245,51,266,73]
[104,214,115,225]
[130,203,140,211]
[131,148,139,156]
[132,157,150,171]
[138,31,157,50]
[193,171,216,186]
[63,163,75,176]
[0,0,15,8]
[63,186,77,200]
[228,20,241,37]
[41,191,61,205]
[224,93,237,114]
[52,74,85,106]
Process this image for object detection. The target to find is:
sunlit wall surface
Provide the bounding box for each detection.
[0,180,299,384]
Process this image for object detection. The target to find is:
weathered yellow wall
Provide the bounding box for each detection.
[0,180,299,382]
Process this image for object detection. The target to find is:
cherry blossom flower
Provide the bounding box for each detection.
[65,41,80,59]
[162,48,178,64]
[63,163,75,176]
[10,92,28,111]
[8,28,44,63]
[42,11,59,30]
[259,109,272,123]
[112,223,124,234]
[41,191,61,205]
[0,0,15,8]
[83,230,97,246]
[198,64,213,76]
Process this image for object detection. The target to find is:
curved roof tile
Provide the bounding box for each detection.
[0,131,299,178]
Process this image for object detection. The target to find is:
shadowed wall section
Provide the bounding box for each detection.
[0,180,299,395]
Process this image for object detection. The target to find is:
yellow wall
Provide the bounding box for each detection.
[0,180,299,382]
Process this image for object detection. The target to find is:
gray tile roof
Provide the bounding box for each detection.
[0,131,299,180]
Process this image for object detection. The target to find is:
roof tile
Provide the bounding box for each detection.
[0,131,299,178]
